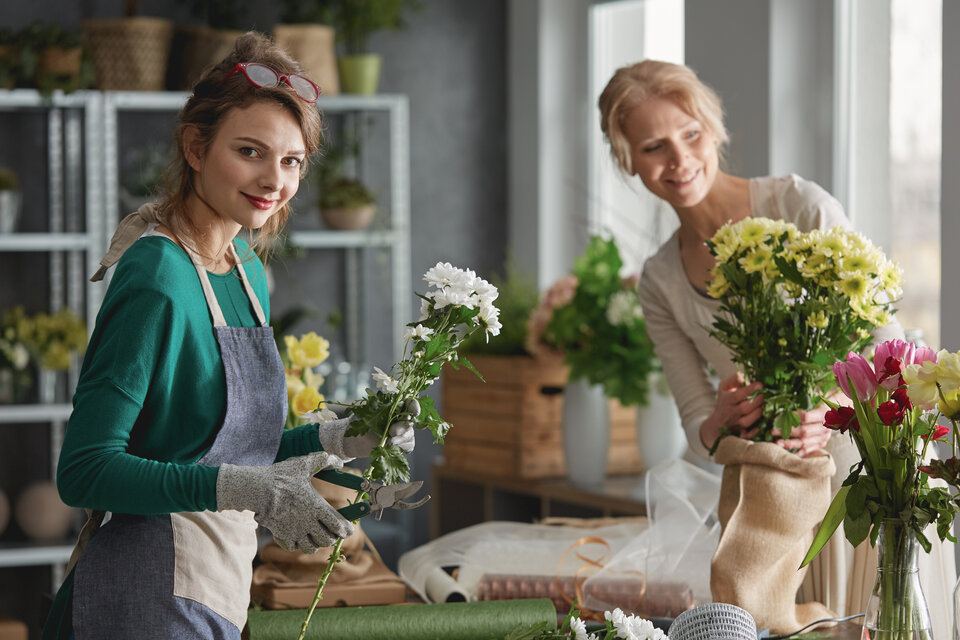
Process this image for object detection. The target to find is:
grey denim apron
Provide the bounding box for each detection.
[71,237,286,638]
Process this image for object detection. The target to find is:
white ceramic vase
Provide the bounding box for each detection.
[561,378,610,488]
[635,372,686,469]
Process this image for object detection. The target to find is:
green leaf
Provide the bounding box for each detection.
[801,484,850,568]
[844,505,872,548]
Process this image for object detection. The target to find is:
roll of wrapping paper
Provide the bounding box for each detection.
[246,598,557,640]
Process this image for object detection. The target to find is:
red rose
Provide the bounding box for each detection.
[923,425,950,441]
[824,406,858,434]
[891,387,912,410]
[877,400,905,426]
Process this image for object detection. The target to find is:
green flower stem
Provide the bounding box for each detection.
[296,537,344,640]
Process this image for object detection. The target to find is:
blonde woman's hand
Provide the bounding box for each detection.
[774,402,834,458]
[700,372,764,449]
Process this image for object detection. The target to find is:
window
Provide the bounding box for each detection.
[588,0,685,275]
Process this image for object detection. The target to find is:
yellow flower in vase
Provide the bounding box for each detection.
[285,332,329,369]
[291,386,325,419]
[282,331,331,429]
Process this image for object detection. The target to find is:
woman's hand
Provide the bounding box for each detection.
[774,397,837,457]
[700,372,764,449]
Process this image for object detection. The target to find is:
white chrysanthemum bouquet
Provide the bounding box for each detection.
[297,262,501,639]
[507,605,668,640]
[706,218,901,446]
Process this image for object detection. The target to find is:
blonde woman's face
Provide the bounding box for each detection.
[188,101,306,230]
[622,96,720,210]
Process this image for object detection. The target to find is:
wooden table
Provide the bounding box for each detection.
[431,463,647,538]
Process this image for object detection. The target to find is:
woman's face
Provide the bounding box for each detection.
[188,101,306,230]
[622,96,720,209]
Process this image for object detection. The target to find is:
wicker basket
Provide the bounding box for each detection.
[83,17,173,91]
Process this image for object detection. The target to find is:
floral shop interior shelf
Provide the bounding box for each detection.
[705,218,902,632]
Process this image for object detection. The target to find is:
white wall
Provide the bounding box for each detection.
[942,1,960,351]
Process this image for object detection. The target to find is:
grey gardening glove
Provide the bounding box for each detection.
[216,451,354,553]
[317,401,418,460]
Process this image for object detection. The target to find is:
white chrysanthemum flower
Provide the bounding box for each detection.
[300,408,338,424]
[418,297,432,322]
[606,290,642,327]
[478,302,502,339]
[404,324,434,342]
[570,617,590,640]
[423,262,461,288]
[372,366,399,394]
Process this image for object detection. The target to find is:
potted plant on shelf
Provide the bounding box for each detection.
[272,0,340,95]
[0,29,19,89]
[83,0,174,91]
[315,139,377,230]
[0,167,21,234]
[326,0,422,94]
[17,21,87,94]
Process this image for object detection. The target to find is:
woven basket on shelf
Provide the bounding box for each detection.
[83,17,173,91]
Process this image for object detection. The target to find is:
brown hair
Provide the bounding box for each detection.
[598,60,728,175]
[159,31,323,262]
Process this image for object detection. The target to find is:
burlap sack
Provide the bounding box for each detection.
[710,438,836,633]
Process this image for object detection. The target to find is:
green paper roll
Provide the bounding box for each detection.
[246,598,558,640]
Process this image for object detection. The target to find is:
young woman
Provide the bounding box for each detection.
[43,32,413,639]
[597,59,954,632]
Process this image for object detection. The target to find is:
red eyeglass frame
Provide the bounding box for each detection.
[221,62,321,103]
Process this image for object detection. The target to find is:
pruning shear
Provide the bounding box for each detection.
[315,469,431,521]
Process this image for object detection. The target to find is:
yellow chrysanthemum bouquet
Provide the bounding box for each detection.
[281,331,330,430]
[706,217,901,446]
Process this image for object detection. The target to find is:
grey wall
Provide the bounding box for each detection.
[0,1,507,634]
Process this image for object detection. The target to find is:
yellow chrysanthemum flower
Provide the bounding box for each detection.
[707,268,731,298]
[739,247,773,274]
[291,386,325,417]
[816,229,848,258]
[737,218,775,246]
[285,371,306,401]
[837,272,870,300]
[839,251,876,276]
[806,311,829,329]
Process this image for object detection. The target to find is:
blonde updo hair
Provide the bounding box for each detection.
[160,31,323,261]
[598,60,728,175]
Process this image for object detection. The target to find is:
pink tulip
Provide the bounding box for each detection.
[874,339,914,368]
[833,352,879,401]
[911,347,938,366]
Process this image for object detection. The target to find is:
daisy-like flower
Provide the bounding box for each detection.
[606,290,643,327]
[423,262,461,288]
[372,366,400,394]
[837,272,869,300]
[477,302,502,339]
[706,267,730,298]
[301,407,339,424]
[738,246,773,274]
[404,324,434,342]
[806,310,829,329]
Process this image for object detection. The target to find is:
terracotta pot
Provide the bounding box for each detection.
[272,24,339,96]
[15,481,73,541]
[35,46,83,92]
[320,204,376,230]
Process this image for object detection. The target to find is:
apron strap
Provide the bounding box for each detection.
[65,509,107,575]
[185,242,266,329]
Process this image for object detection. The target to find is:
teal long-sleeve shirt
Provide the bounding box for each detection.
[56,234,320,514]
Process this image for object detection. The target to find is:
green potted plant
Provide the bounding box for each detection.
[326,0,422,94]
[17,21,87,94]
[272,0,340,95]
[0,29,19,90]
[315,139,377,230]
[0,167,21,234]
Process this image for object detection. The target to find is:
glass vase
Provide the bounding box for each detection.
[863,519,934,640]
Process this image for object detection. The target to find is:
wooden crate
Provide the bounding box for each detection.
[441,354,644,478]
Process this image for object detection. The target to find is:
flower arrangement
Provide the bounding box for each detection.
[0,306,87,373]
[801,340,960,637]
[706,218,901,444]
[281,331,330,430]
[526,236,657,408]
[507,605,667,640]
[296,261,501,640]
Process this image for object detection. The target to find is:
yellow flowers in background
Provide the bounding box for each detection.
[1,306,87,372]
[282,331,330,429]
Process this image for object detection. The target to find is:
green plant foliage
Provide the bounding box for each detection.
[318,176,375,210]
[326,0,423,54]
[459,258,538,356]
[543,236,658,408]
[176,0,252,31]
